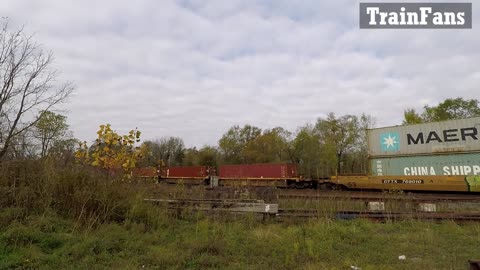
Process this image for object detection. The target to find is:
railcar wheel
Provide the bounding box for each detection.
[318,183,335,190]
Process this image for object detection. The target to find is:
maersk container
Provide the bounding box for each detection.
[219,163,298,179]
[367,117,480,157]
[370,153,480,176]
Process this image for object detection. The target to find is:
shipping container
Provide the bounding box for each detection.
[367,117,480,157]
[159,166,211,178]
[370,153,480,176]
[219,163,298,179]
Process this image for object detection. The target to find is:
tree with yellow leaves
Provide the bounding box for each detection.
[75,124,147,177]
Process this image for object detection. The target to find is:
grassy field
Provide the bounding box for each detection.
[1,161,479,269]
[1,206,479,270]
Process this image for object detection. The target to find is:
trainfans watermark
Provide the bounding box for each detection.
[359,3,472,29]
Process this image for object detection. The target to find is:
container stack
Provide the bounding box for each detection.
[367,117,480,176]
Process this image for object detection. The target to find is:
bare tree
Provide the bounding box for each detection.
[5,129,37,159]
[0,21,74,160]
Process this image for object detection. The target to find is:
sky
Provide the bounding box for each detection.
[1,0,479,147]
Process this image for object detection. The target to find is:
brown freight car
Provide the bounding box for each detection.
[159,166,214,185]
[218,163,311,188]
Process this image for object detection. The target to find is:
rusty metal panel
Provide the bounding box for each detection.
[368,117,480,157]
[160,166,210,178]
[370,153,480,176]
[219,163,298,179]
[286,163,298,178]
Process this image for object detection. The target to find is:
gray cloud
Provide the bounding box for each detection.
[1,0,479,147]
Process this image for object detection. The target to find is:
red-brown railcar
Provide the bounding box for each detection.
[219,163,298,179]
[158,166,213,185]
[218,163,310,188]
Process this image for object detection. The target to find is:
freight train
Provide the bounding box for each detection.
[133,117,480,192]
[132,163,480,192]
[158,163,312,188]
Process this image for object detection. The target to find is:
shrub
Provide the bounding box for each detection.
[0,159,149,228]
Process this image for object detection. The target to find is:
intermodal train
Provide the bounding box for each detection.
[133,116,480,192]
[132,163,480,192]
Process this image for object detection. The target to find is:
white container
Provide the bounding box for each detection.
[368,117,480,157]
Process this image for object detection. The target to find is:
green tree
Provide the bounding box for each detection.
[315,113,361,174]
[341,114,375,174]
[243,127,292,163]
[181,146,219,167]
[182,147,198,166]
[403,108,423,124]
[423,98,480,121]
[292,125,325,178]
[140,137,185,166]
[196,146,219,167]
[33,111,69,157]
[403,98,480,124]
[218,125,261,164]
[48,137,80,164]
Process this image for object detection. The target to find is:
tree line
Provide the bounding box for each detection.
[138,113,373,178]
[137,97,480,178]
[1,21,480,178]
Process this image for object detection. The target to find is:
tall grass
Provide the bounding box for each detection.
[1,160,479,269]
[1,209,479,269]
[0,159,162,229]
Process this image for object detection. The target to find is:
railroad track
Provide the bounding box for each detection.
[145,198,480,222]
[278,190,480,203]
[145,198,278,214]
[277,209,480,221]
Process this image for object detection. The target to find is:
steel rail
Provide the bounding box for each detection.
[277,209,480,221]
[278,190,480,202]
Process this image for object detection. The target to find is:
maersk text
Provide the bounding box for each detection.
[406,127,478,145]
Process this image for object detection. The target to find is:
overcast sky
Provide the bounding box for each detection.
[2,0,479,147]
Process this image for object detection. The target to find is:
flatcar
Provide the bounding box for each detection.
[158,165,214,185]
[328,174,480,192]
[147,163,480,192]
[156,163,311,188]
